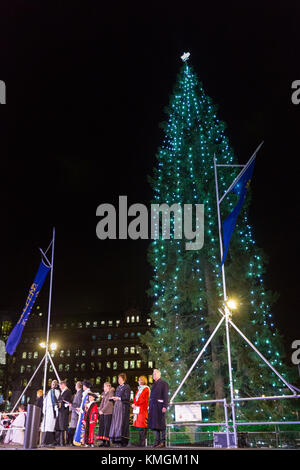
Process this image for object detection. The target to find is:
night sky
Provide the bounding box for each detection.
[0,3,299,357]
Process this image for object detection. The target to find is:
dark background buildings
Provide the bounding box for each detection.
[0,2,299,387]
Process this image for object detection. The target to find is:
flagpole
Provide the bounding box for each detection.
[213,155,238,447]
[214,155,227,302]
[43,227,55,396]
[219,141,263,205]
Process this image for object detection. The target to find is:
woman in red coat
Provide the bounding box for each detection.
[132,376,150,447]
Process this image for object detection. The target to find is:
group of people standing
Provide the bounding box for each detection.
[40,368,169,448]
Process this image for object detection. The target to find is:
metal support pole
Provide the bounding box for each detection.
[11,353,47,412]
[47,351,60,382]
[43,227,55,396]
[223,398,230,448]
[224,307,237,447]
[170,315,225,403]
[228,317,297,395]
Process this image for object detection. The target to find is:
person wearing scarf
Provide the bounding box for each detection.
[82,392,98,447]
[41,380,60,447]
[73,380,91,446]
[132,376,150,447]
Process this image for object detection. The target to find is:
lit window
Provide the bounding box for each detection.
[124,347,129,355]
[130,346,135,354]
[136,346,141,355]
[82,350,86,357]
[124,361,129,369]
[33,351,38,359]
[101,321,105,326]
[108,334,112,340]
[26,365,31,372]
[148,361,153,368]
[113,361,117,370]
[130,360,135,369]
[107,348,111,355]
[113,348,118,355]
[22,352,27,359]
[131,316,135,323]
[98,362,102,370]
[106,377,110,383]
[97,348,102,356]
[78,322,82,328]
[96,377,101,385]
[59,364,63,371]
[112,376,117,384]
[116,320,120,327]
[137,360,142,369]
[147,318,151,326]
[136,315,140,322]
[81,363,86,371]
[126,316,130,323]
[60,350,64,357]
[66,350,71,357]
[93,321,98,327]
[148,375,153,384]
[106,361,111,369]
[20,365,25,373]
[86,322,90,328]
[65,364,70,371]
[108,321,113,326]
[28,352,32,359]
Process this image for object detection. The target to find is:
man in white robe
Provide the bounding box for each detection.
[41,379,60,446]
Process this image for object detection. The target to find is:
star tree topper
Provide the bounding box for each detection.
[181,52,190,62]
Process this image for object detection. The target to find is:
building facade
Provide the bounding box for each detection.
[10,308,154,406]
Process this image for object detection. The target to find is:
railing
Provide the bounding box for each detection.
[167,395,300,448]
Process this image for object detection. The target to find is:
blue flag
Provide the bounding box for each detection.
[220,158,256,270]
[6,260,51,355]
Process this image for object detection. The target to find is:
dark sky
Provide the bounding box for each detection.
[0,2,299,355]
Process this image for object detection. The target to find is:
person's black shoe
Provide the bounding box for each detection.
[156,442,166,448]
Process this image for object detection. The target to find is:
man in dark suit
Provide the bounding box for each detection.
[55,380,73,446]
[148,369,169,448]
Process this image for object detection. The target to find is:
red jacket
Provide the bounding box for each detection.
[132,386,150,428]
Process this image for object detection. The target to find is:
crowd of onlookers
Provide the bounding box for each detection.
[0,369,169,448]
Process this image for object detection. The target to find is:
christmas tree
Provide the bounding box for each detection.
[141,55,296,422]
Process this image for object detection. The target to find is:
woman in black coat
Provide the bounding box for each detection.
[109,373,131,447]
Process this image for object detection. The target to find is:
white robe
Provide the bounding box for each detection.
[4,412,26,445]
[41,388,60,433]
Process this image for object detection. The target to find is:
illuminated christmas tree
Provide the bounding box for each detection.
[141,54,295,421]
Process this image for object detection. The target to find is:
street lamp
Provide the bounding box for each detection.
[226,299,238,311]
[39,341,57,351]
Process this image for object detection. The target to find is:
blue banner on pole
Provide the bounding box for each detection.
[6,260,51,355]
[220,158,256,271]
